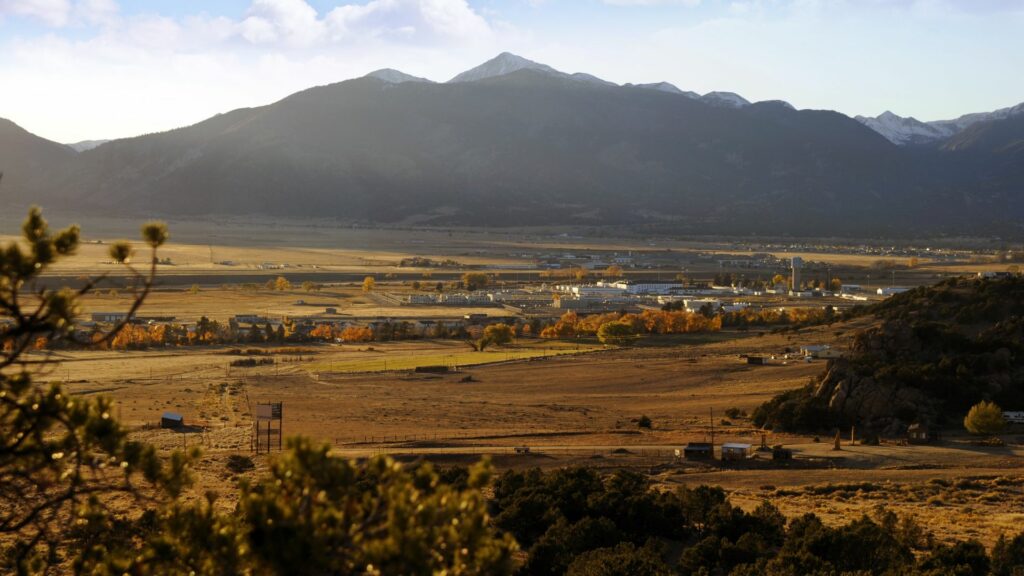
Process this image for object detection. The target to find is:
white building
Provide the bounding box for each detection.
[800,344,843,359]
[91,312,128,323]
[408,294,440,304]
[1004,411,1024,424]
[684,299,721,313]
[601,280,680,295]
[568,285,627,297]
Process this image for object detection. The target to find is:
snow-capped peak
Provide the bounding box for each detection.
[449,52,559,83]
[365,69,432,84]
[928,101,1024,135]
[66,139,111,152]
[857,101,1024,145]
[569,72,617,87]
[447,53,618,86]
[756,99,795,110]
[854,111,954,145]
[701,91,750,108]
[631,82,700,99]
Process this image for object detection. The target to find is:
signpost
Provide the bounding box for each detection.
[253,402,283,454]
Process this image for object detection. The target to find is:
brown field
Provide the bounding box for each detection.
[6,214,1022,552]
[77,285,512,323]
[4,213,1010,292]
[42,316,1023,548]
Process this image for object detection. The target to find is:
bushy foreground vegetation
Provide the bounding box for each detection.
[0,208,516,574]
[68,443,517,575]
[488,466,1024,576]
[755,276,1024,433]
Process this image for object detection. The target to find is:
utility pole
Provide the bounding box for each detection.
[709,407,715,448]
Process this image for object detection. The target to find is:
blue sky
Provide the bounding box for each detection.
[1,0,1022,142]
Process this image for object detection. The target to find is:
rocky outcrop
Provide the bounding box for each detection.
[754,278,1024,434]
[811,361,935,436]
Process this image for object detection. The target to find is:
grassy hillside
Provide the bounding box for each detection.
[754,276,1024,434]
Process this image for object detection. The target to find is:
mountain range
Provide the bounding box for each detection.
[854,102,1024,146]
[2,52,1023,237]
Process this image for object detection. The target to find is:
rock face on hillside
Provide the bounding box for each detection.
[754,277,1024,435]
[809,322,936,435]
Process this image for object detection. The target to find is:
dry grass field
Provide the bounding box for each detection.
[76,285,512,322]
[3,213,1009,292]
[41,314,1024,548]
[6,213,1021,554]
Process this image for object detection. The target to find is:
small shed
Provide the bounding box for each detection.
[161,411,184,429]
[721,442,752,461]
[746,356,768,366]
[683,442,714,460]
[907,423,939,444]
[325,307,338,314]
[772,445,793,460]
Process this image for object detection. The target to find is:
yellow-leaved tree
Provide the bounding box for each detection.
[964,400,1005,436]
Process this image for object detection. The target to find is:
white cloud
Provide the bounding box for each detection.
[0,0,506,141]
[74,0,117,26]
[602,0,701,6]
[326,0,491,43]
[0,0,121,27]
[231,0,493,47]
[241,0,325,46]
[0,0,72,26]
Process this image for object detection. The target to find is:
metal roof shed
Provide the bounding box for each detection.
[683,442,714,460]
[721,442,752,461]
[161,411,184,429]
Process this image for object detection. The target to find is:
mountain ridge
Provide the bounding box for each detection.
[2,53,1024,237]
[856,102,1024,146]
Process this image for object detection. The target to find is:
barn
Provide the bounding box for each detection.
[683,443,714,460]
[907,423,939,444]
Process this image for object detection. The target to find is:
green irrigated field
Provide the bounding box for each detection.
[304,340,605,373]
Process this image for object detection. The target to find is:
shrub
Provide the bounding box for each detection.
[230,357,274,367]
[724,407,747,419]
[521,517,621,576]
[992,532,1024,576]
[597,320,637,346]
[225,455,255,474]
[638,415,652,429]
[918,540,990,576]
[566,542,672,576]
[964,400,1006,436]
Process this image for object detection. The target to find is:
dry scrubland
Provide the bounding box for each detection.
[8,216,1021,551]
[45,316,1024,547]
